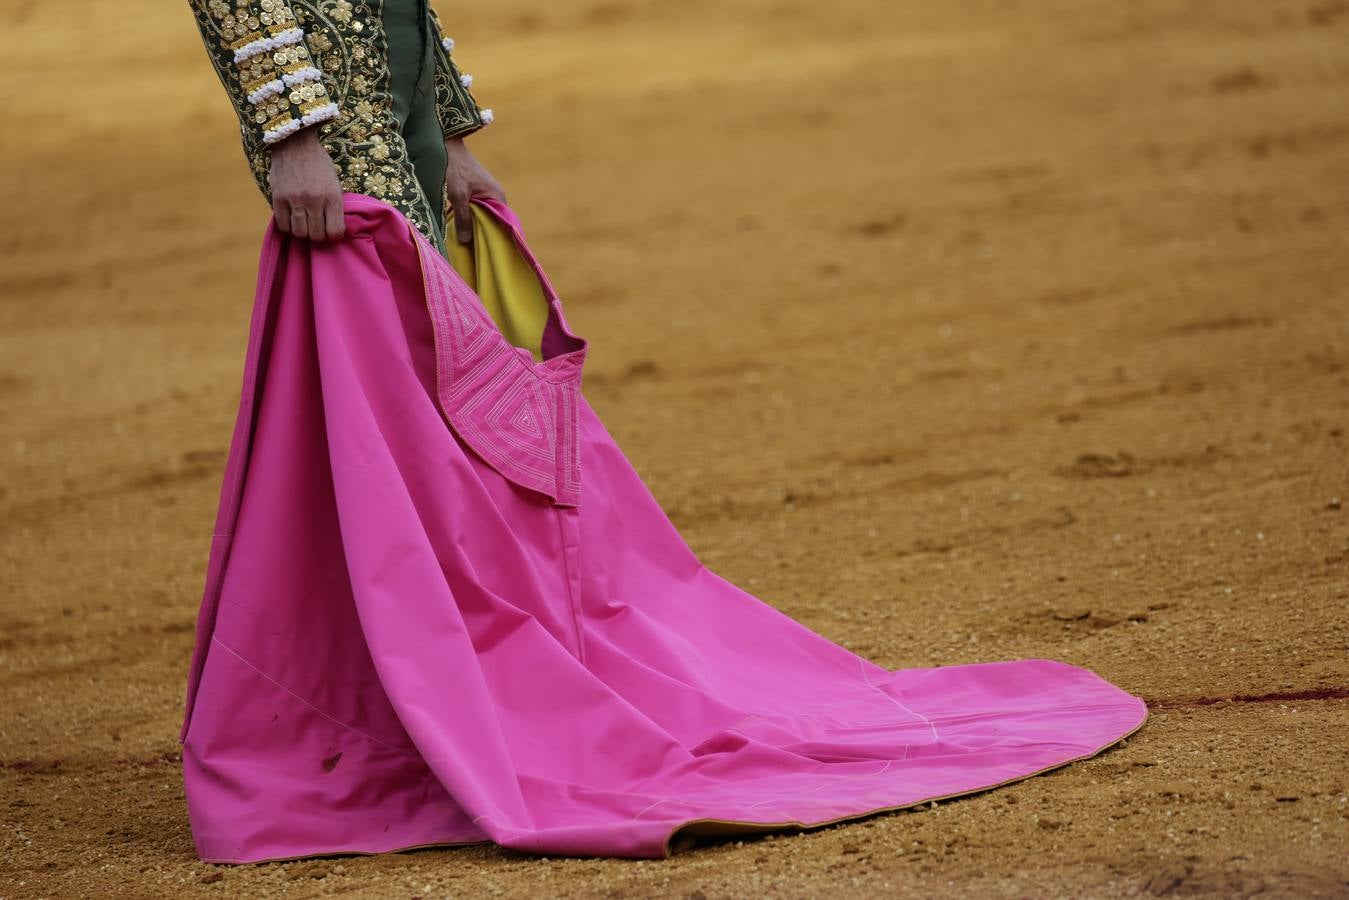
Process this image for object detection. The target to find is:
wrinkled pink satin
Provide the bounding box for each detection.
[180,194,1147,864]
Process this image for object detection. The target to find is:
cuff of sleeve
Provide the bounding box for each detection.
[443,120,484,140]
[444,107,495,139]
[233,21,337,147]
[434,33,495,139]
[262,102,340,145]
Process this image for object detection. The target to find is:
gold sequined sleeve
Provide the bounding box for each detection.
[426,5,492,139]
[188,0,340,147]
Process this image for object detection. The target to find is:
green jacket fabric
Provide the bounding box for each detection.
[189,0,492,243]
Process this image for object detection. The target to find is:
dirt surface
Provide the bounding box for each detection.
[3,0,1348,896]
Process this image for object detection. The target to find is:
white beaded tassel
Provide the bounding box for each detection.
[247,79,286,105]
[261,103,339,145]
[299,102,340,127]
[233,27,304,63]
[282,66,324,87]
[262,118,302,145]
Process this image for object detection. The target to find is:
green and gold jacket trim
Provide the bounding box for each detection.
[426,4,493,135]
[188,0,493,242]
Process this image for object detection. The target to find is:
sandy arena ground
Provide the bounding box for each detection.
[2,0,1348,896]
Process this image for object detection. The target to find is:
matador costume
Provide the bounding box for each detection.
[189,0,490,252]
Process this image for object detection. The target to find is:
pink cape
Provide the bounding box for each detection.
[180,194,1146,863]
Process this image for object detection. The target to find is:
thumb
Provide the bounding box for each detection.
[450,191,473,245]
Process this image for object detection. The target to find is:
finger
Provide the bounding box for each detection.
[450,191,473,244]
[323,194,345,241]
[273,198,292,235]
[291,205,310,240]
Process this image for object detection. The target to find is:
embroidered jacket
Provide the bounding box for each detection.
[189,0,493,241]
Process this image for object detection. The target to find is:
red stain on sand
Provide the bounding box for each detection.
[1146,688,1349,709]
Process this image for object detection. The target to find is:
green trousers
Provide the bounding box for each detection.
[384,0,451,257]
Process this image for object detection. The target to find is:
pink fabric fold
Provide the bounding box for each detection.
[412,198,585,507]
[180,194,1147,863]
